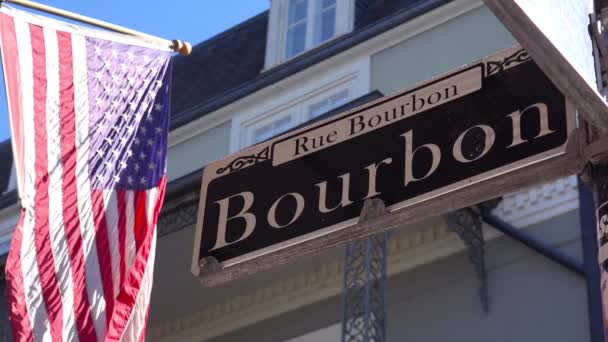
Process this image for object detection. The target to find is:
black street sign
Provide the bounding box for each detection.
[191,46,576,283]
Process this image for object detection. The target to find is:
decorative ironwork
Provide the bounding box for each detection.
[342,198,389,342]
[157,200,198,237]
[486,49,531,76]
[216,146,270,175]
[445,207,489,313]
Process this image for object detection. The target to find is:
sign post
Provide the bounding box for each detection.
[191,46,583,286]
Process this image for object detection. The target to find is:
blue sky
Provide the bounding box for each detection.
[0,0,269,142]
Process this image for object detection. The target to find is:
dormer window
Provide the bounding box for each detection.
[265,0,354,68]
[286,0,337,58]
[286,0,308,58]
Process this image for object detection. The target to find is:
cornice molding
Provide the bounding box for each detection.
[491,176,578,227]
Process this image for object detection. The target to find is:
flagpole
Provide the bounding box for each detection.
[2,0,192,55]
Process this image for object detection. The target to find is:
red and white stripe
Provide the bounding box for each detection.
[0,7,167,342]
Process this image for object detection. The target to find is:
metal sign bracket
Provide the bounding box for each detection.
[445,207,491,313]
[342,198,389,342]
[198,255,221,278]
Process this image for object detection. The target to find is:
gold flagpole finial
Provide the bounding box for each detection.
[3,0,192,55]
[172,40,193,56]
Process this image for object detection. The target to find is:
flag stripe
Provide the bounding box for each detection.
[0,14,34,342]
[43,26,79,342]
[71,33,107,341]
[6,217,34,342]
[125,191,136,272]
[146,186,159,225]
[137,305,151,342]
[129,230,156,342]
[31,23,67,341]
[133,181,165,340]
[133,181,164,341]
[117,191,127,290]
[106,178,165,341]
[0,13,24,194]
[133,192,147,251]
[117,231,156,342]
[56,30,98,342]
[90,189,115,324]
[22,214,51,342]
[103,191,121,301]
[15,18,51,341]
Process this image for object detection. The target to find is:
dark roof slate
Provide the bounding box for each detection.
[0,140,13,195]
[355,0,425,28]
[171,12,268,115]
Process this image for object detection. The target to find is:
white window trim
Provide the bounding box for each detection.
[230,57,369,152]
[265,0,355,70]
[245,109,297,147]
[243,84,351,147]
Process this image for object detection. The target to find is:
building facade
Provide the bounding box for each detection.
[0,0,595,341]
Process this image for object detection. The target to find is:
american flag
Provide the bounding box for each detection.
[0,6,171,341]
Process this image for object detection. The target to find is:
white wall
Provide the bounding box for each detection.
[371,5,516,95]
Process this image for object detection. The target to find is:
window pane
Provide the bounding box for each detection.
[286,22,306,57]
[253,115,294,145]
[321,0,335,8]
[330,90,348,107]
[308,99,329,119]
[273,116,293,135]
[319,9,335,43]
[253,124,274,144]
[289,0,308,23]
[314,0,335,45]
[308,90,349,120]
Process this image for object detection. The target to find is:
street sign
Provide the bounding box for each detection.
[483,0,608,131]
[191,46,580,285]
